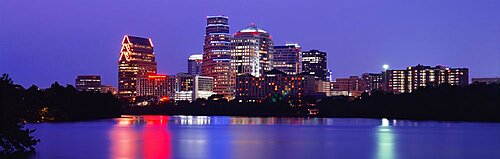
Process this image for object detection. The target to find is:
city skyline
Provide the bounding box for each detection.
[2,0,500,88]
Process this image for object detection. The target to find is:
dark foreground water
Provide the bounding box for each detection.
[27,115,500,159]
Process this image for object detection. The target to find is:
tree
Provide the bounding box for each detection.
[0,74,39,154]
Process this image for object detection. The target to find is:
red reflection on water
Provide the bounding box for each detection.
[143,116,171,159]
[110,122,139,159]
[111,116,172,159]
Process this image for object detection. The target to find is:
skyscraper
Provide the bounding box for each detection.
[188,54,203,75]
[201,15,233,99]
[302,49,328,81]
[272,43,302,75]
[231,23,274,77]
[118,35,157,102]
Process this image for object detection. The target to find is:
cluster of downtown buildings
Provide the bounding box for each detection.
[74,15,499,105]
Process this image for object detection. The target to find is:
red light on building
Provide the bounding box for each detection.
[148,75,167,79]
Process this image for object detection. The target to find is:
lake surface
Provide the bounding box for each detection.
[27,115,500,159]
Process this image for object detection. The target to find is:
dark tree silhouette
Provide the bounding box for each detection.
[0,74,39,154]
[1,73,123,154]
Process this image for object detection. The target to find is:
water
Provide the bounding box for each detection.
[27,115,500,159]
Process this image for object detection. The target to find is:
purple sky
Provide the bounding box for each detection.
[1,0,499,88]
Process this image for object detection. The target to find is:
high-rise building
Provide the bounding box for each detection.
[75,75,102,92]
[188,54,203,75]
[136,74,170,100]
[272,44,302,75]
[118,35,157,102]
[231,23,274,77]
[201,15,233,99]
[386,64,469,93]
[302,49,328,81]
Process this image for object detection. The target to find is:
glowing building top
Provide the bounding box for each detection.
[231,23,274,77]
[118,35,157,102]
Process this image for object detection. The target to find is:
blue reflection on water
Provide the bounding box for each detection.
[27,116,500,159]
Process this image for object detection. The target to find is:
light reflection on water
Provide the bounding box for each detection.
[28,115,500,159]
[377,118,395,159]
[119,115,394,126]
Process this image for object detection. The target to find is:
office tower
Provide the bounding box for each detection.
[118,35,157,102]
[302,49,328,81]
[188,54,203,75]
[231,23,274,77]
[472,77,500,84]
[172,73,215,102]
[272,43,302,75]
[361,73,385,92]
[386,64,469,93]
[201,15,233,99]
[75,75,102,92]
[136,74,170,100]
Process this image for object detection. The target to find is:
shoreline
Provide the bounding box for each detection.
[27,113,500,124]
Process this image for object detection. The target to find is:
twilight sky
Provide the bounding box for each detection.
[1,0,499,88]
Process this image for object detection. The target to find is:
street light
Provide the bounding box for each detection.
[383,64,389,71]
[382,64,389,92]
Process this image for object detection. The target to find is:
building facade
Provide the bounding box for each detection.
[331,76,366,97]
[188,54,203,75]
[302,49,328,81]
[136,74,170,100]
[75,75,102,92]
[361,73,385,92]
[201,15,233,99]
[235,69,317,101]
[386,65,469,93]
[118,35,157,102]
[172,73,215,102]
[272,44,302,75]
[231,23,274,78]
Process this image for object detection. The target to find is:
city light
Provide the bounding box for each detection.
[381,118,390,127]
[383,64,389,71]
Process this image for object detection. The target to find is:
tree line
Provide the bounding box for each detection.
[319,82,500,122]
[0,73,121,155]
